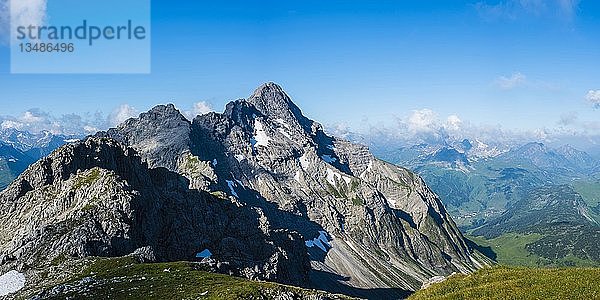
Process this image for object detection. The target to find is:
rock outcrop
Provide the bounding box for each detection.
[0,138,310,288]
[98,83,487,297]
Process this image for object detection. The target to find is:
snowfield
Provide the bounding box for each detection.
[0,270,25,296]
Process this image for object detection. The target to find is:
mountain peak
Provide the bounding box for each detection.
[251,82,286,96]
[248,82,294,113]
[97,103,191,171]
[247,83,312,131]
[137,104,188,124]
[519,142,548,153]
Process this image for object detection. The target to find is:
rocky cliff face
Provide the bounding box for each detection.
[98,83,486,297]
[0,138,310,288]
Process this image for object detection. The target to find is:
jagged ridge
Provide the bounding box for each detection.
[97,82,488,297]
[0,137,310,289]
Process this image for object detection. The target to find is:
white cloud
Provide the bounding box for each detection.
[495,72,527,90]
[184,101,214,120]
[0,109,107,135]
[109,104,138,126]
[0,0,47,43]
[83,125,99,133]
[446,115,463,131]
[408,109,438,132]
[586,90,600,109]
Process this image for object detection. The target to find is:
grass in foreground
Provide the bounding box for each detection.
[409,266,600,300]
[30,257,350,300]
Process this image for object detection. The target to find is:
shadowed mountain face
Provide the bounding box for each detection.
[0,138,311,287]
[97,82,487,296]
[0,143,35,190]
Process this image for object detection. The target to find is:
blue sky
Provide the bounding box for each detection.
[0,0,599,138]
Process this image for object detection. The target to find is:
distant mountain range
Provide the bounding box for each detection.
[0,129,80,190]
[376,137,600,267]
[0,83,489,299]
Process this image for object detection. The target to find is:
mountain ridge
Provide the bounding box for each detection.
[1,83,488,299]
[97,82,487,297]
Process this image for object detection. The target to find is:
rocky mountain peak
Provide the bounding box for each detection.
[85,83,488,297]
[248,82,313,133]
[519,142,548,154]
[140,103,187,122]
[97,104,191,171]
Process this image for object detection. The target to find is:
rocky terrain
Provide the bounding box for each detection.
[383,137,600,267]
[0,138,310,294]
[0,83,487,299]
[97,83,488,297]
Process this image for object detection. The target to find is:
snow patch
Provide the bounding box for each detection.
[0,270,25,296]
[234,154,245,162]
[64,139,80,143]
[305,231,332,252]
[137,138,161,153]
[386,197,397,207]
[342,176,352,185]
[275,118,290,128]
[275,119,293,139]
[226,180,238,198]
[326,168,343,186]
[360,160,374,179]
[252,120,270,147]
[8,158,16,162]
[196,249,212,258]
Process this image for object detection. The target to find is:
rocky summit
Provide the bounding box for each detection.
[93,82,489,298]
[0,138,310,292]
[0,83,489,299]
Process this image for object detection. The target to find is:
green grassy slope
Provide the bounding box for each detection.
[468,234,543,267]
[18,257,353,300]
[409,266,600,300]
[468,234,600,267]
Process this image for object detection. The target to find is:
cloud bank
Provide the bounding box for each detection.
[0,0,47,43]
[183,101,214,120]
[0,101,218,136]
[327,106,600,155]
[586,90,600,109]
[108,104,138,127]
